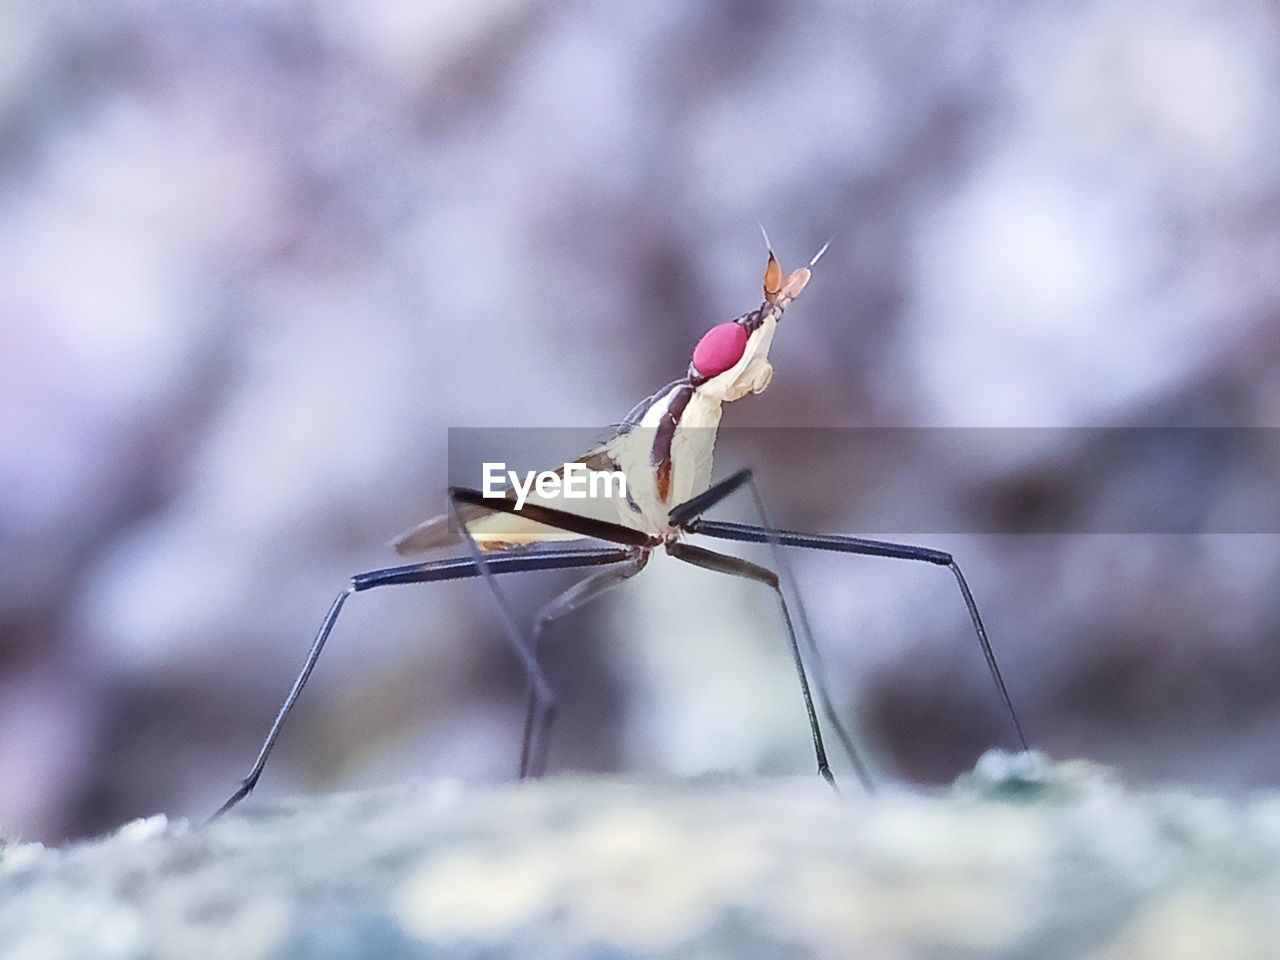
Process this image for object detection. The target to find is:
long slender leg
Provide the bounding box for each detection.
[208,546,634,822]
[675,469,1029,752]
[518,550,650,778]
[446,486,656,780]
[665,540,837,790]
[670,470,876,789]
[448,493,557,784]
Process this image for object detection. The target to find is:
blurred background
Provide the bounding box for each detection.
[2,0,1280,845]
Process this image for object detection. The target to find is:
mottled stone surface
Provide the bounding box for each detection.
[2,753,1279,959]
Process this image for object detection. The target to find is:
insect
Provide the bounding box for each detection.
[211,238,1028,819]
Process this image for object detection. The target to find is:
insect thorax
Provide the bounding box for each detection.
[605,383,724,536]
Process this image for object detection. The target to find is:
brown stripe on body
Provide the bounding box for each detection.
[651,383,694,503]
[738,305,768,334]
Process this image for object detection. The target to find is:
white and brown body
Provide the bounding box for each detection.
[392,249,820,554]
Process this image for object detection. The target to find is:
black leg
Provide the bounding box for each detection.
[444,488,658,786]
[447,492,558,785]
[665,541,838,791]
[518,550,650,779]
[208,546,635,822]
[677,469,1029,753]
[670,470,877,790]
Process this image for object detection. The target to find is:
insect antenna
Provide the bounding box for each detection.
[757,221,774,255]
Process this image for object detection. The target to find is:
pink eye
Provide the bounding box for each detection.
[692,322,748,378]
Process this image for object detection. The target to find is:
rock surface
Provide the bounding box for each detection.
[2,752,1278,959]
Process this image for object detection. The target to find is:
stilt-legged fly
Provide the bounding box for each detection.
[211,240,1028,819]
